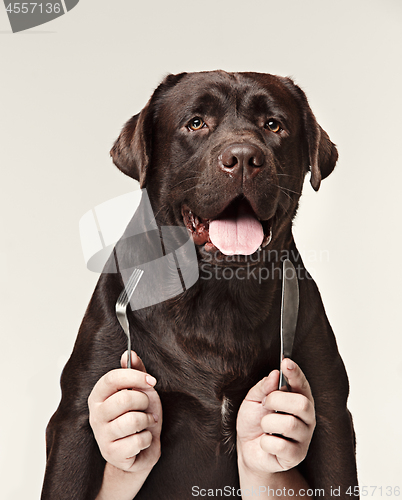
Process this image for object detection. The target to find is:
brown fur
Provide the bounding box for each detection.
[41,71,358,499]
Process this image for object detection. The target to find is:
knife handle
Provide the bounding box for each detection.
[278,370,290,391]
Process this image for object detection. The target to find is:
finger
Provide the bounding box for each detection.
[261,412,311,443]
[244,370,279,404]
[89,368,157,404]
[120,351,147,372]
[260,434,306,469]
[101,389,150,422]
[281,359,314,403]
[109,411,157,441]
[110,429,153,461]
[143,390,162,435]
[263,391,315,426]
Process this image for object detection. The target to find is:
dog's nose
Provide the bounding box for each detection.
[219,143,264,179]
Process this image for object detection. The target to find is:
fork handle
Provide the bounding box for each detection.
[127,335,131,370]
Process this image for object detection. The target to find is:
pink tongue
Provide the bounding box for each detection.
[209,203,264,255]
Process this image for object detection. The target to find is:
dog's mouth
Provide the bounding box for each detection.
[181,197,273,256]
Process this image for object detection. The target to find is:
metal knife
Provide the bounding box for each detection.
[278,259,299,391]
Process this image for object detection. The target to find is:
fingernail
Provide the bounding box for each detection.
[287,360,295,370]
[262,397,266,406]
[153,413,159,423]
[146,375,157,386]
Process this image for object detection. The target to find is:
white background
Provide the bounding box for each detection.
[1,1,401,498]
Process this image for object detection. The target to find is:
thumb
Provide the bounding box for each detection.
[282,358,314,403]
[244,370,279,404]
[120,350,147,373]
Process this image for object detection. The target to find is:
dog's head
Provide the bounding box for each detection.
[111,71,337,263]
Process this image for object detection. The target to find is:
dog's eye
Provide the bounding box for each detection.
[188,117,205,131]
[265,119,282,133]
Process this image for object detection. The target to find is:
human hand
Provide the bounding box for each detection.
[88,351,162,474]
[236,359,315,477]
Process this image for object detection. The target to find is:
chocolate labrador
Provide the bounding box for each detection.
[41,71,358,499]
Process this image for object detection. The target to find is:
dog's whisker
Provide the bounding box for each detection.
[274,186,293,202]
[179,185,198,195]
[279,186,302,196]
[152,205,171,221]
[273,183,301,197]
[276,173,299,179]
[170,175,202,190]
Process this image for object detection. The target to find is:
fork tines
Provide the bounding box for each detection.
[115,268,144,369]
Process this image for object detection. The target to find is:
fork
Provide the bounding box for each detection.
[115,268,144,369]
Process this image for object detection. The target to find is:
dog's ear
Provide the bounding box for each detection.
[279,77,338,191]
[110,101,153,187]
[110,72,187,187]
[303,115,339,192]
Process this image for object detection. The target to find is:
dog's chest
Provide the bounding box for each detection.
[134,282,280,456]
[151,350,265,465]
[132,283,281,497]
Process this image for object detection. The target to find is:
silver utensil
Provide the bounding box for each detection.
[278,259,299,391]
[116,268,144,369]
